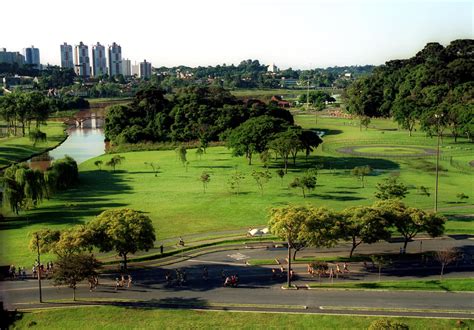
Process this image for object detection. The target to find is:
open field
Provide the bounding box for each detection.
[308,278,474,291]
[1,115,472,266]
[10,306,474,329]
[0,122,67,168]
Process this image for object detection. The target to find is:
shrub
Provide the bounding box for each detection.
[368,319,409,330]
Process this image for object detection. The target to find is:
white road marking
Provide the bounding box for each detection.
[227,253,250,261]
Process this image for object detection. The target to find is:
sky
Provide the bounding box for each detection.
[3,0,472,69]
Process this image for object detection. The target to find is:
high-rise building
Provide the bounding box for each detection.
[139,59,152,79]
[60,43,74,69]
[74,42,91,78]
[23,45,40,69]
[0,48,25,65]
[92,42,107,77]
[122,58,131,77]
[131,62,139,76]
[108,42,122,76]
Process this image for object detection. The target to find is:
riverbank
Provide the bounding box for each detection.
[0,122,68,169]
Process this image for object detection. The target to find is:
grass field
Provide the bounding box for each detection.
[0,122,67,168]
[1,114,472,266]
[11,306,473,329]
[308,278,474,291]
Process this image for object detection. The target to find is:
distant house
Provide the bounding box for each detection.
[270,95,291,108]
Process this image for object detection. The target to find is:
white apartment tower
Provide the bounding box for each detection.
[60,43,74,69]
[139,59,152,79]
[108,42,122,76]
[92,42,107,77]
[74,42,91,78]
[122,58,131,77]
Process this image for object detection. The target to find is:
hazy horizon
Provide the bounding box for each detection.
[3,0,472,69]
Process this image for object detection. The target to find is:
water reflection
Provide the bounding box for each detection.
[29,126,105,170]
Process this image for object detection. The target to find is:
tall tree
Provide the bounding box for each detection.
[88,208,156,269]
[338,206,391,257]
[52,253,101,301]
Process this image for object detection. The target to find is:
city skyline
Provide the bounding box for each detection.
[2,0,472,69]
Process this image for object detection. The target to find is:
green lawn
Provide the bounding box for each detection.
[0,122,67,168]
[11,306,473,329]
[308,278,474,292]
[1,115,472,266]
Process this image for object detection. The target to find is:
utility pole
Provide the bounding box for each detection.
[35,232,43,303]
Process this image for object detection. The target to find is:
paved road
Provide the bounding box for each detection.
[1,237,473,318]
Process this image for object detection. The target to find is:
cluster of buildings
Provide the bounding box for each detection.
[61,42,151,79]
[0,43,153,79]
[0,46,41,69]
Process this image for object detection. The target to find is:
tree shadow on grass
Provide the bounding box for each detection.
[309,193,365,201]
[268,156,399,173]
[1,170,131,230]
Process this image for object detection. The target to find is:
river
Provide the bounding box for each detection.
[29,111,106,171]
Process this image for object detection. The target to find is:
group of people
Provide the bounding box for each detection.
[8,265,26,280]
[307,262,350,279]
[165,269,187,286]
[114,274,133,290]
[271,266,294,280]
[8,261,55,280]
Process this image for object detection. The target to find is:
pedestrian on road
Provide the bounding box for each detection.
[343,262,349,273]
[128,275,132,288]
[115,278,120,291]
[160,244,164,254]
[203,267,208,280]
[221,269,226,282]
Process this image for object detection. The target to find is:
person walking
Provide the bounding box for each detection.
[115,278,120,291]
[202,267,208,280]
[127,275,132,288]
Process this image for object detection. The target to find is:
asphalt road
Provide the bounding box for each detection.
[1,237,473,318]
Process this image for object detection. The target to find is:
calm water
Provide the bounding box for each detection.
[29,115,106,170]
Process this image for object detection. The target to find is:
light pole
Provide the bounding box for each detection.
[35,232,43,303]
[434,113,443,213]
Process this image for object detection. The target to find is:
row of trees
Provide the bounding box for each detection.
[0,91,50,136]
[2,156,79,214]
[345,39,473,140]
[268,201,446,286]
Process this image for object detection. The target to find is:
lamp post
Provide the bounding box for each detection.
[35,232,43,303]
[434,113,443,213]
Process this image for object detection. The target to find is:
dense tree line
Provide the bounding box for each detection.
[154,60,374,90]
[2,156,79,214]
[345,39,473,140]
[104,86,294,144]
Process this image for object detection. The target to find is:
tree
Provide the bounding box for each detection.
[456,192,469,203]
[289,170,317,198]
[176,145,187,167]
[52,253,100,301]
[144,162,160,177]
[200,171,211,193]
[94,160,103,171]
[359,116,371,131]
[106,155,125,172]
[297,207,339,260]
[88,208,156,270]
[392,97,422,136]
[228,171,245,195]
[276,169,285,185]
[418,185,431,197]
[45,156,79,191]
[434,248,459,280]
[338,206,391,258]
[2,164,46,214]
[351,165,372,188]
[370,255,390,282]
[268,205,309,287]
[374,200,446,250]
[227,116,287,165]
[374,176,409,200]
[29,129,47,146]
[251,169,272,196]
